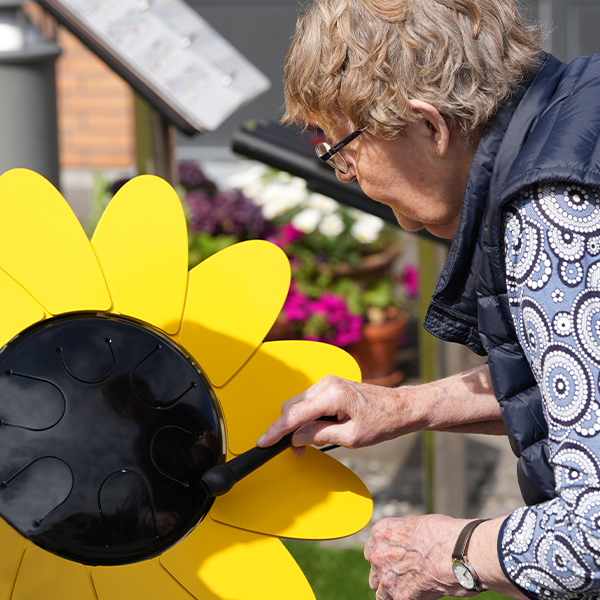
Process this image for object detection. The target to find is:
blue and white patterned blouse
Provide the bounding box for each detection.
[501,181,600,600]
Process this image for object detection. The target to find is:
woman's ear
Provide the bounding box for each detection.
[407,99,449,158]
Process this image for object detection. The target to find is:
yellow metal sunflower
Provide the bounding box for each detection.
[0,169,372,600]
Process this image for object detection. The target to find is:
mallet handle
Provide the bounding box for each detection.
[201,416,338,496]
[201,432,293,496]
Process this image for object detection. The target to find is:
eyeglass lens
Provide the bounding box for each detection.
[315,142,350,174]
[314,129,361,174]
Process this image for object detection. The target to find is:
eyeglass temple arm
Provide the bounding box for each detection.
[319,129,362,160]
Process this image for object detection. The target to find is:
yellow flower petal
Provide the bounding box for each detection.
[180,241,290,387]
[92,560,195,600]
[0,519,26,598]
[91,176,188,334]
[0,169,111,314]
[211,447,372,540]
[12,546,95,600]
[219,340,361,454]
[0,269,45,347]
[160,516,315,600]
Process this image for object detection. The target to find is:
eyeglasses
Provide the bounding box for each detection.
[315,130,362,174]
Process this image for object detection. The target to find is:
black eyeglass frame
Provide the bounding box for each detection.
[315,129,362,173]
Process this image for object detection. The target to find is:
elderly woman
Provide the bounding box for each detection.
[258,0,600,599]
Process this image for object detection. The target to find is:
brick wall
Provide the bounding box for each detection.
[24,2,136,171]
[55,27,136,170]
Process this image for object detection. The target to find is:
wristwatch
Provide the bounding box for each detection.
[451,519,489,593]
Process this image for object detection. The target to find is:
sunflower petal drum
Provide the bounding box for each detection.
[0,169,372,600]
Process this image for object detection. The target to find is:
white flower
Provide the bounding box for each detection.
[261,195,294,220]
[351,214,384,243]
[348,208,367,220]
[227,163,269,191]
[307,193,339,215]
[274,171,295,184]
[289,176,308,191]
[292,208,322,233]
[240,180,268,204]
[319,213,344,237]
[256,182,308,219]
[262,182,307,208]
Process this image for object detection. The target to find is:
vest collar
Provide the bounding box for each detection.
[423,53,564,355]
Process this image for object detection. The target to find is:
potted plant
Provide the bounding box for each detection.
[277,281,364,347]
[201,163,418,384]
[227,164,401,276]
[331,267,418,384]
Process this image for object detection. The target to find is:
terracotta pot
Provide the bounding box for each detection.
[345,311,408,385]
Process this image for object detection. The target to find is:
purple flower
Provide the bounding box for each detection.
[186,187,273,239]
[179,163,217,195]
[186,189,218,235]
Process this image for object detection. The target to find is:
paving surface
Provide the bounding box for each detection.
[324,418,524,548]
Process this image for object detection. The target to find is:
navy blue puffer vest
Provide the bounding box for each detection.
[423,52,600,506]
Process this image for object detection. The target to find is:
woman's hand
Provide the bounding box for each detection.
[256,365,504,456]
[365,514,465,600]
[256,375,423,456]
[365,515,528,600]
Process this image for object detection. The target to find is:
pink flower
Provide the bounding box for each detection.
[330,313,364,347]
[318,294,346,312]
[398,264,419,299]
[282,284,310,321]
[269,223,305,249]
[281,285,364,347]
[281,223,305,245]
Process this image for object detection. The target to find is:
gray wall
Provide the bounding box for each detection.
[177,0,600,156]
[525,0,600,62]
[177,0,301,156]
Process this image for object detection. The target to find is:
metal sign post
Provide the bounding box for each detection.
[0,0,60,186]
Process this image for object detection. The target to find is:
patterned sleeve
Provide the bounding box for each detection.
[500,182,600,600]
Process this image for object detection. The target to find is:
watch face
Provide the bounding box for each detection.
[452,561,476,590]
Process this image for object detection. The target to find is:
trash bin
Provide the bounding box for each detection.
[0,0,60,186]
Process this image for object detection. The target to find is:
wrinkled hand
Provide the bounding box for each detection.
[256,375,422,456]
[365,515,467,600]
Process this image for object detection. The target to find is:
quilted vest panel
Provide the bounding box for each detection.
[424,52,600,505]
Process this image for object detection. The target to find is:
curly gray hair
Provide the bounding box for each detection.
[283,0,547,139]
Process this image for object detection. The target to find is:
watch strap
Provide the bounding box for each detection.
[452,519,489,560]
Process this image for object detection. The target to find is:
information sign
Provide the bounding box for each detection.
[38,0,271,134]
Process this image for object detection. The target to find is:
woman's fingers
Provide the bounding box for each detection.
[257,376,349,447]
[255,392,319,447]
[364,515,465,600]
[257,375,405,450]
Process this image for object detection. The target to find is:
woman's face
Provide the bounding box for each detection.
[326,119,475,240]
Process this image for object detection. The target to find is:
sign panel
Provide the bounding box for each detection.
[39,0,271,134]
